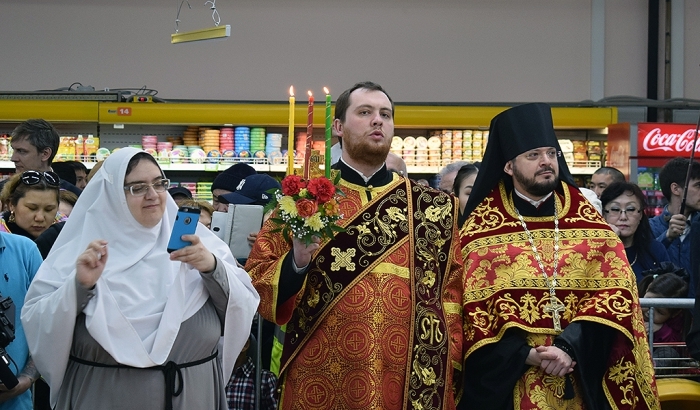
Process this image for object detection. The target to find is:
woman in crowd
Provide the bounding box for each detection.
[0,170,60,237]
[58,190,78,218]
[601,181,671,281]
[452,163,479,219]
[179,198,214,230]
[21,148,259,410]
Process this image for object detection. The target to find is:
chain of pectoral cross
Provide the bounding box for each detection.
[516,205,565,333]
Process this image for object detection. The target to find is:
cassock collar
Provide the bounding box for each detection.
[514,188,553,208]
[333,158,393,187]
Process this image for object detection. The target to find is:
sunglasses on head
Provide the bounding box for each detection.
[20,170,60,187]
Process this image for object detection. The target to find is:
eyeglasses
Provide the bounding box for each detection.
[21,170,60,187]
[124,178,170,196]
[522,149,561,161]
[604,206,642,217]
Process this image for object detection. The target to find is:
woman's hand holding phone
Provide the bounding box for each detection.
[169,234,217,273]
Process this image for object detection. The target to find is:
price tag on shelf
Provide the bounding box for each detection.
[203,164,218,172]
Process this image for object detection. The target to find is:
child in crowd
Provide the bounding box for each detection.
[225,334,278,410]
[639,273,689,343]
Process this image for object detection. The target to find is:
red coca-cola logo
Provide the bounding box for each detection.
[638,123,700,157]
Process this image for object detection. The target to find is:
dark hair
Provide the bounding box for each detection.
[600,182,652,254]
[0,172,60,208]
[638,272,688,299]
[658,157,700,201]
[125,152,162,178]
[51,162,78,185]
[11,119,61,164]
[593,166,625,183]
[65,160,88,174]
[452,164,479,196]
[334,81,394,123]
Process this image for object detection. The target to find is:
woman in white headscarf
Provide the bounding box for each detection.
[21,148,259,410]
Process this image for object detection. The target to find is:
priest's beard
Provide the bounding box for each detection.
[344,137,391,169]
[512,164,559,198]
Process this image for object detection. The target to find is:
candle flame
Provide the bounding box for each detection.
[323,87,330,95]
[308,90,313,97]
[289,86,294,97]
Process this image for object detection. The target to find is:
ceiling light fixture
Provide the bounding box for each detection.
[171,25,231,44]
[171,0,230,44]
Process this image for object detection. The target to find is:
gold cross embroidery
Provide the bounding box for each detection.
[330,247,356,271]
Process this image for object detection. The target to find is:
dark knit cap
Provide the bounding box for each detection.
[211,163,256,193]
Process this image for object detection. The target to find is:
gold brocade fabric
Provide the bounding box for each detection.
[460,181,660,410]
[246,175,464,410]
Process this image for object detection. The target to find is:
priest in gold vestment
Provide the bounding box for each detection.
[458,103,659,410]
[246,82,464,410]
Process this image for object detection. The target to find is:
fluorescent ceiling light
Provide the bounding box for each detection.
[171,25,231,44]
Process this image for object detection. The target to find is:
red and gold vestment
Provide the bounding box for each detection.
[460,181,659,409]
[247,173,464,410]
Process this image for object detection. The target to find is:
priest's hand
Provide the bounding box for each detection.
[76,240,108,289]
[536,345,576,377]
[292,236,321,269]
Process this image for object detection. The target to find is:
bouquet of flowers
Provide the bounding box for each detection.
[265,173,345,245]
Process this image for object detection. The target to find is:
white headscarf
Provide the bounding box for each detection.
[22,147,259,403]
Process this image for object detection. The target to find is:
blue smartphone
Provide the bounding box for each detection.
[167,206,201,253]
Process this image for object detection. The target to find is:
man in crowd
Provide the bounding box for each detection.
[588,166,625,198]
[210,163,256,212]
[246,81,464,409]
[167,186,193,207]
[438,161,470,194]
[459,103,658,409]
[1,119,81,196]
[649,157,700,297]
[385,151,407,176]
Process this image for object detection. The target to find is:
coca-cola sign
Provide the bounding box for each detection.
[638,123,700,157]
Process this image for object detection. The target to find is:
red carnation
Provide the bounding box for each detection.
[281,175,306,196]
[307,177,336,203]
[296,199,318,218]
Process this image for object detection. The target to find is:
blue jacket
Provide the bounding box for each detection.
[0,232,42,410]
[649,206,699,297]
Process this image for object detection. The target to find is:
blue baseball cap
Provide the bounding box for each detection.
[219,174,280,206]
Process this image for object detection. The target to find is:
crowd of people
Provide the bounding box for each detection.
[2,82,700,409]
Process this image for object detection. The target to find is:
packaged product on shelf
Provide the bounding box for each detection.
[558,139,574,153]
[84,135,99,159]
[462,149,473,161]
[0,134,10,159]
[572,140,587,153]
[573,152,588,162]
[57,137,76,161]
[586,140,602,155]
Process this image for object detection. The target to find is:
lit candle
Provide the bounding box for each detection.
[324,87,331,178]
[304,91,314,179]
[287,86,295,176]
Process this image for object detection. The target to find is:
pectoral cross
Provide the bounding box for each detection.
[543,295,565,333]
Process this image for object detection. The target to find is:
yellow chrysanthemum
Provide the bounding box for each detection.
[279,196,298,217]
[298,188,309,198]
[304,213,324,231]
